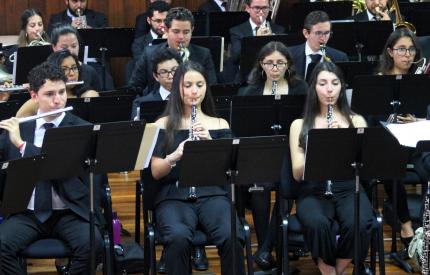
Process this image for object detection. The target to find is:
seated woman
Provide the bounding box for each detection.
[16,49,99,117]
[289,62,374,275]
[4,8,50,73]
[377,28,423,250]
[239,41,308,96]
[151,61,245,275]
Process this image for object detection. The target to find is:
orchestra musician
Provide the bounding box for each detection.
[352,0,395,22]
[16,49,99,118]
[289,62,374,275]
[150,61,245,275]
[0,62,103,275]
[134,0,172,39]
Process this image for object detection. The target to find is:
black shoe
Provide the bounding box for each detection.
[157,249,166,274]
[191,246,209,271]
[400,236,413,260]
[354,263,373,275]
[254,250,276,270]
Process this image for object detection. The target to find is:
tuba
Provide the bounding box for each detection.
[390,0,416,33]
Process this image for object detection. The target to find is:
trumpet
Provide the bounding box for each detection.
[18,106,73,123]
[75,9,87,29]
[324,104,334,199]
[320,44,331,62]
[187,102,199,200]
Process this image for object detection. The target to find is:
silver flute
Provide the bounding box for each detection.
[188,103,199,200]
[324,104,334,198]
[18,106,73,123]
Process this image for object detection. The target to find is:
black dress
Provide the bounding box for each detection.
[152,128,245,275]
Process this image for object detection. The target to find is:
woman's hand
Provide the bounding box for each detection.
[166,139,187,164]
[329,120,341,128]
[192,122,212,140]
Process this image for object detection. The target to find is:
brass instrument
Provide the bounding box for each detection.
[178,42,189,62]
[324,104,334,199]
[28,32,50,47]
[188,103,199,200]
[270,0,281,22]
[414,58,430,74]
[75,9,87,29]
[320,44,331,62]
[390,0,416,33]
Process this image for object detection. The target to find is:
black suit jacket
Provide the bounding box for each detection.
[238,79,308,96]
[352,10,396,22]
[132,32,155,60]
[198,0,223,13]
[229,20,285,65]
[47,9,108,34]
[129,42,217,93]
[134,12,150,39]
[288,43,349,79]
[0,113,97,222]
[131,84,165,119]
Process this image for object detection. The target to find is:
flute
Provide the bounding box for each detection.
[66,80,84,87]
[18,106,73,123]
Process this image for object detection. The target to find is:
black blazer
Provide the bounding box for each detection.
[130,84,164,119]
[229,20,285,64]
[288,43,349,79]
[129,42,217,93]
[47,9,108,34]
[132,32,155,60]
[134,12,150,39]
[238,79,308,96]
[0,113,97,222]
[198,0,223,13]
[352,10,396,22]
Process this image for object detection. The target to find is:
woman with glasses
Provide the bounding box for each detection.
[377,28,423,257]
[16,49,99,117]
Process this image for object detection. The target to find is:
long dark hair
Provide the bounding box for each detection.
[248,41,300,85]
[298,62,354,148]
[377,28,422,75]
[162,61,217,152]
[18,9,50,47]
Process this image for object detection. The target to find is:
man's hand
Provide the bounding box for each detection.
[0,117,24,149]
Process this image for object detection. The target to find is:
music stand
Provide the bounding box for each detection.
[0,155,46,216]
[179,135,288,275]
[208,12,249,45]
[78,28,135,90]
[335,61,378,88]
[240,34,305,80]
[210,83,240,97]
[328,21,393,60]
[138,101,167,123]
[305,127,408,274]
[192,11,209,36]
[231,95,306,137]
[0,100,21,120]
[42,120,146,274]
[12,45,53,85]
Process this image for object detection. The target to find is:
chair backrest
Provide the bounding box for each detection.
[279,145,300,200]
[141,168,162,212]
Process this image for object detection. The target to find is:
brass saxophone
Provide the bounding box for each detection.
[187,103,199,200]
[178,42,189,62]
[320,44,331,62]
[324,104,334,198]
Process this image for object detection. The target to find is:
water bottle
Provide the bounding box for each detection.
[112,211,122,245]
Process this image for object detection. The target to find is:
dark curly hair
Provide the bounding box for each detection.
[28,62,67,93]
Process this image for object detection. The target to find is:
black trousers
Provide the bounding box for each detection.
[0,210,103,275]
[296,181,374,266]
[155,195,245,275]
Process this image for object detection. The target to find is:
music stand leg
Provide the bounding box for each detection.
[227,170,239,275]
[100,48,107,91]
[353,163,361,275]
[86,159,96,275]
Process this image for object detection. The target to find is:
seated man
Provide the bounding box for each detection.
[198,0,227,13]
[288,10,349,81]
[0,62,103,275]
[129,7,218,95]
[134,0,172,39]
[352,0,395,22]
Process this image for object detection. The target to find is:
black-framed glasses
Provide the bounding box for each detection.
[250,6,270,12]
[62,66,79,74]
[392,47,417,56]
[150,18,165,24]
[262,62,288,70]
[157,68,177,77]
[311,31,332,37]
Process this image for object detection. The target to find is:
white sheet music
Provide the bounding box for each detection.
[386,121,430,147]
[134,123,160,170]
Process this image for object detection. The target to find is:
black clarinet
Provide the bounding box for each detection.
[187,104,198,200]
[324,104,334,199]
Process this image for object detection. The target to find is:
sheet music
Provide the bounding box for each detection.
[134,123,160,170]
[385,121,430,147]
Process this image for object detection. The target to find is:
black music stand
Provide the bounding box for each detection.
[305,127,408,274]
[42,120,146,275]
[328,21,393,60]
[78,28,135,90]
[351,74,430,119]
[0,100,21,120]
[240,35,304,80]
[67,95,135,123]
[13,45,53,85]
[138,100,167,123]
[231,95,306,137]
[210,83,240,97]
[208,12,249,45]
[0,155,46,216]
[334,61,377,88]
[179,135,288,275]
[192,11,209,36]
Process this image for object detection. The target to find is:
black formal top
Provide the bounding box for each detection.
[75,63,102,96]
[351,10,396,22]
[134,12,150,39]
[198,0,223,13]
[130,84,164,119]
[132,32,155,60]
[129,42,217,93]
[47,9,108,35]
[238,79,308,96]
[152,128,231,205]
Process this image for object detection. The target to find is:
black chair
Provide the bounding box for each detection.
[277,148,385,275]
[18,175,114,275]
[135,168,254,275]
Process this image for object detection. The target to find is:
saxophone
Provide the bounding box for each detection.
[178,42,189,62]
[187,103,199,200]
[320,44,331,62]
[324,104,334,198]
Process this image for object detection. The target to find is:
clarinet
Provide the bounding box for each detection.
[187,103,199,200]
[324,104,334,199]
[271,80,278,95]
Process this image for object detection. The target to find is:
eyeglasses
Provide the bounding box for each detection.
[62,66,79,74]
[150,18,165,24]
[157,68,177,77]
[250,6,270,12]
[392,47,417,56]
[262,62,288,70]
[311,31,332,37]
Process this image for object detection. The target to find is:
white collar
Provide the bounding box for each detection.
[305,42,322,56]
[150,29,159,39]
[249,18,266,32]
[214,0,227,11]
[35,111,66,130]
[159,85,171,100]
[366,9,376,21]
